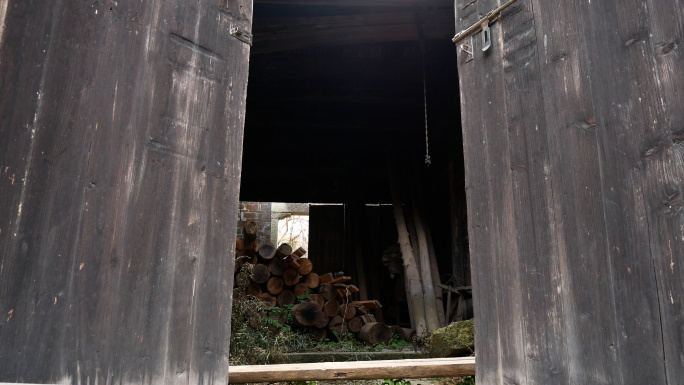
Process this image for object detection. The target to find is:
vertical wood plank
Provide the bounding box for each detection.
[642,0,684,382]
[529,0,627,383]
[580,0,668,383]
[0,0,252,383]
[499,1,569,384]
[456,0,527,383]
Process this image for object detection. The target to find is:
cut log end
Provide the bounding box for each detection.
[358,322,391,345]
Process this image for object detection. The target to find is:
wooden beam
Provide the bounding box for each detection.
[255,0,453,7]
[228,358,475,383]
[252,11,454,54]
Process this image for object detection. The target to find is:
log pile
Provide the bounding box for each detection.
[234,221,413,344]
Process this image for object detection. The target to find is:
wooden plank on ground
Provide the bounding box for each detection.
[228,358,475,383]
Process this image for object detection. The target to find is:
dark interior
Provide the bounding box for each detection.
[239,0,471,325]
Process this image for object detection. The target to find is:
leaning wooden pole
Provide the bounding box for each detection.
[411,204,442,332]
[387,154,427,335]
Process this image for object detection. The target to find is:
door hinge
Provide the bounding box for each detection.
[230,23,253,46]
[453,0,518,55]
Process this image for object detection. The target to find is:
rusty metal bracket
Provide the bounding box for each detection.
[230,23,253,46]
[452,0,518,47]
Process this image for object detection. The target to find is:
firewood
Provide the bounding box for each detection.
[314,311,329,329]
[294,283,310,298]
[277,290,296,307]
[310,327,327,341]
[402,328,416,343]
[293,247,307,257]
[236,238,244,252]
[291,301,323,327]
[283,268,300,286]
[276,243,293,258]
[358,322,391,345]
[259,292,276,307]
[287,255,300,268]
[336,288,347,298]
[348,317,363,333]
[268,258,288,276]
[244,220,257,241]
[304,273,320,289]
[346,285,359,293]
[360,314,376,324]
[318,283,337,301]
[330,276,352,284]
[250,264,270,284]
[327,315,346,339]
[247,283,262,297]
[389,325,404,340]
[258,241,277,260]
[267,277,284,295]
[339,303,356,320]
[297,258,313,275]
[319,273,334,284]
[352,300,382,310]
[310,293,325,308]
[323,299,341,317]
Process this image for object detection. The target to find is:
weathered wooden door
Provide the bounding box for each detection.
[455,0,683,384]
[0,1,252,383]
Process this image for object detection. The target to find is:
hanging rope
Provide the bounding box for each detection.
[422,49,431,166]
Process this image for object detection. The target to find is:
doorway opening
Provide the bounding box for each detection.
[237,0,472,356]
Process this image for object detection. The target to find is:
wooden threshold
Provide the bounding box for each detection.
[228,357,476,383]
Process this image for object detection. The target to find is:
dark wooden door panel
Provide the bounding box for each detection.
[0,0,252,383]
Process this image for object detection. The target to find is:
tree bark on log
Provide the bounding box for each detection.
[293,247,307,257]
[251,264,271,284]
[258,241,277,260]
[291,301,322,327]
[358,322,391,345]
[236,238,244,252]
[267,277,285,295]
[277,290,296,307]
[387,154,427,335]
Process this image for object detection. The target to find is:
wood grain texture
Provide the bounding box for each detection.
[0,0,251,383]
[458,0,682,383]
[228,357,476,383]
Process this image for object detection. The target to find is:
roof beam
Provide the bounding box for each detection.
[252,11,454,54]
[254,0,453,7]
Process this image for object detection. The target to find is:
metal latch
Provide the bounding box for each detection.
[230,23,253,46]
[452,0,518,53]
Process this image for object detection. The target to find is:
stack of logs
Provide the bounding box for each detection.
[234,221,414,345]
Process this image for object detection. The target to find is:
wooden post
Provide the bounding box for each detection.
[387,153,427,335]
[411,203,441,332]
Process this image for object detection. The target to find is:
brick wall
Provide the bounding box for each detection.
[237,201,272,244]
